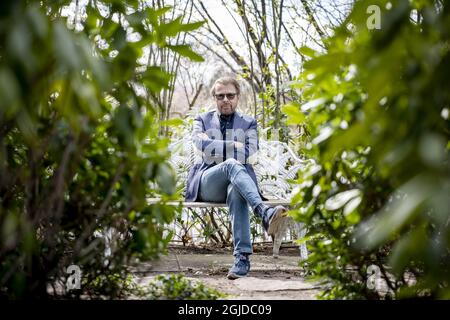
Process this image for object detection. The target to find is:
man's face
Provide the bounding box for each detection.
[213,83,239,115]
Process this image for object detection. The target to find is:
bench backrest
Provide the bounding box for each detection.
[168,137,314,200]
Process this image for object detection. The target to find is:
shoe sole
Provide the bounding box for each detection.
[227,272,247,280]
[267,206,288,236]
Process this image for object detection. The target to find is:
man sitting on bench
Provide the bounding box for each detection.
[185,76,288,280]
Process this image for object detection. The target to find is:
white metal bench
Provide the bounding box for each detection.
[158,136,312,259]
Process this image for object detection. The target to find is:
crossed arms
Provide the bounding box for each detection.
[192,116,259,165]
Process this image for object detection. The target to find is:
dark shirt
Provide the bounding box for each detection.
[219,112,235,162]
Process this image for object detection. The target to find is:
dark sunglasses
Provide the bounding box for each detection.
[214,93,237,100]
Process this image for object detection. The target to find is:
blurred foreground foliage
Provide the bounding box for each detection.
[144,273,225,300]
[0,0,202,298]
[287,0,449,299]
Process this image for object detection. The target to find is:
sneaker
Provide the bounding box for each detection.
[262,205,288,235]
[227,253,250,280]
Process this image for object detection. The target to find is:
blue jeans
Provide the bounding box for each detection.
[198,158,263,256]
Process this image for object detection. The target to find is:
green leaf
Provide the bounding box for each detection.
[354,174,436,249]
[282,102,305,125]
[298,46,318,58]
[158,16,183,37]
[389,225,427,276]
[126,11,146,27]
[160,118,184,127]
[146,6,172,26]
[156,163,176,196]
[53,22,81,70]
[141,66,172,92]
[27,4,47,39]
[166,45,204,62]
[158,18,203,38]
[111,26,127,51]
[0,67,20,118]
[178,20,206,33]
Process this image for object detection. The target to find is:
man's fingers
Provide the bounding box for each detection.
[197,133,209,139]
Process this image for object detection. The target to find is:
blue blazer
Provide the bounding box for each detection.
[185,110,265,201]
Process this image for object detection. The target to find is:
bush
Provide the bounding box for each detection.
[145,273,225,300]
[0,0,203,299]
[286,0,449,299]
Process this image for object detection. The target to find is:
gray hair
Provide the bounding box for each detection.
[210,77,241,96]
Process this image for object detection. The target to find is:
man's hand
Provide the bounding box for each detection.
[198,132,209,140]
[234,141,244,149]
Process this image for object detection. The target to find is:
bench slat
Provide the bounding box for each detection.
[146,198,291,207]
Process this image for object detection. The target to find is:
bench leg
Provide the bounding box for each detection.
[272,233,283,258]
[296,222,308,261]
[271,217,290,258]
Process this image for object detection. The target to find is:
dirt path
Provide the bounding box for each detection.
[132,245,322,300]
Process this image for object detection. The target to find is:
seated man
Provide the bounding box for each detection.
[185,76,287,280]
